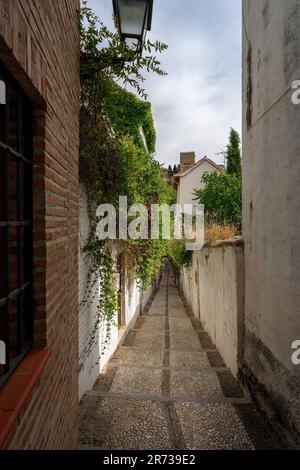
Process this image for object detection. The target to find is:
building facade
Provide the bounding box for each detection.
[0,0,80,449]
[174,156,223,208]
[242,0,300,444]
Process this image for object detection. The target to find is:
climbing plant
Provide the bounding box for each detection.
[79,3,173,361]
[104,83,156,153]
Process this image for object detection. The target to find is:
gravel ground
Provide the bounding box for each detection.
[79,268,283,450]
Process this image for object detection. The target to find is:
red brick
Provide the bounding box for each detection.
[0,0,80,450]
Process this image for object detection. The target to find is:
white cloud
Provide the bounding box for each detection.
[87,0,242,166]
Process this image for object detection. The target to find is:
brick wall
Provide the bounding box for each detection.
[179,152,196,173]
[0,0,80,448]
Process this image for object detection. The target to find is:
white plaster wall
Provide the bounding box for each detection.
[243,0,300,371]
[180,266,192,312]
[242,0,300,441]
[123,272,155,326]
[78,185,155,399]
[177,161,221,208]
[181,243,244,378]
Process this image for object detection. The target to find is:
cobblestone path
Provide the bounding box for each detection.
[79,266,282,450]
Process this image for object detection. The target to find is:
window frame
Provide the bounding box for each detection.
[0,61,33,388]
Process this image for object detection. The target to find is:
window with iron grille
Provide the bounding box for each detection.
[0,62,33,387]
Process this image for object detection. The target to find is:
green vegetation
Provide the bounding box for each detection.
[193,172,242,227]
[168,240,192,283]
[79,3,172,357]
[226,128,241,175]
[193,129,242,231]
[104,83,156,153]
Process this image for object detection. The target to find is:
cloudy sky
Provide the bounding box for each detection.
[87,0,242,166]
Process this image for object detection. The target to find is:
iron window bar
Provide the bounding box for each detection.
[0,61,33,388]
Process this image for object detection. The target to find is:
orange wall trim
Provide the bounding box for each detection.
[0,349,51,448]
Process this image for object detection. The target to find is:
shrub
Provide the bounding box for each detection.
[204,223,238,244]
[193,172,242,227]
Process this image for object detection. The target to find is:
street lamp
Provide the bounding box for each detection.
[112,0,153,55]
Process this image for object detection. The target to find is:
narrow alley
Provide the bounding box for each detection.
[79,265,282,450]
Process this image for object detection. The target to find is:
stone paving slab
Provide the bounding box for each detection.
[147,309,165,316]
[169,326,197,335]
[111,349,164,367]
[168,318,195,333]
[170,332,202,351]
[132,331,165,348]
[170,351,211,369]
[80,397,170,450]
[170,370,222,398]
[168,310,189,318]
[168,302,185,308]
[136,317,165,329]
[132,324,165,334]
[110,366,163,396]
[175,402,254,450]
[151,302,166,306]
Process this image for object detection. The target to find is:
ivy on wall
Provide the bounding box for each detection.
[104,83,156,153]
[79,3,173,359]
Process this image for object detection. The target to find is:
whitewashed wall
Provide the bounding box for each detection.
[242,0,300,443]
[78,185,156,399]
[180,241,244,378]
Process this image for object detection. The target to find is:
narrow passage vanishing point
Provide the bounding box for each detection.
[79,265,282,450]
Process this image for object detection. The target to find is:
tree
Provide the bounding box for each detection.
[173,164,178,173]
[193,172,242,227]
[168,164,172,173]
[226,128,241,175]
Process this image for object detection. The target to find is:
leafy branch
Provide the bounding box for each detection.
[79,3,172,362]
[80,1,168,99]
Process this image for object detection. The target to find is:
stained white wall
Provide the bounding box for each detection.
[242,0,300,443]
[243,0,300,442]
[181,242,244,378]
[243,0,300,371]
